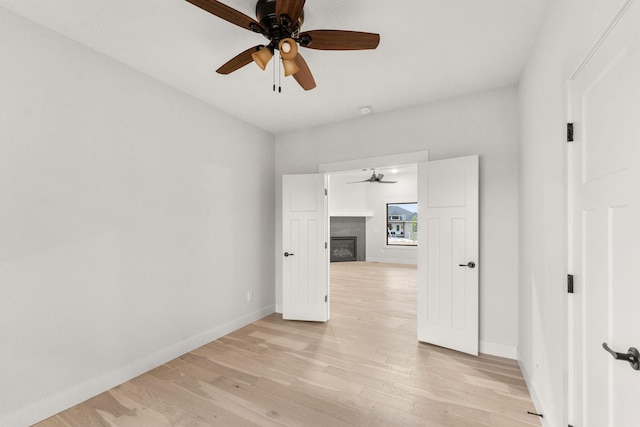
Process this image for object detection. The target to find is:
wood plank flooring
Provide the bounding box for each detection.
[34,262,540,427]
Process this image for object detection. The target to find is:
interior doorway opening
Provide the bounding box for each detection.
[326,164,419,266]
[284,151,479,355]
[325,164,420,329]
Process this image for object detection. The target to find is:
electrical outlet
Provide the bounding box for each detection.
[246,291,253,302]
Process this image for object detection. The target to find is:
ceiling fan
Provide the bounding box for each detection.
[185,0,381,90]
[348,170,397,184]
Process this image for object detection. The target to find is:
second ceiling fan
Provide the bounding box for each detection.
[185,0,381,90]
[348,170,397,184]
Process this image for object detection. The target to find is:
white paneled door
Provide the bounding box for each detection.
[570,1,640,425]
[282,174,329,322]
[417,156,479,355]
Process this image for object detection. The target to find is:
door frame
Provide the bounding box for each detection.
[317,152,430,322]
[564,79,574,427]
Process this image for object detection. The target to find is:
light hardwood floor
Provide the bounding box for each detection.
[34,262,540,427]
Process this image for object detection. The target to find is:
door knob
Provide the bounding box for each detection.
[284,252,295,257]
[459,262,476,269]
[602,342,640,371]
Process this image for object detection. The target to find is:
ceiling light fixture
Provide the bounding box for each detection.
[252,46,273,70]
[279,38,301,77]
[282,59,301,76]
[278,38,297,59]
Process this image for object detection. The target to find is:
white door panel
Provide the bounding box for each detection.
[282,174,328,322]
[418,156,479,355]
[570,1,640,424]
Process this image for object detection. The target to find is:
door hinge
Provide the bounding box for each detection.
[324,188,328,196]
[568,274,574,294]
[325,242,328,249]
[567,123,574,142]
[325,295,328,303]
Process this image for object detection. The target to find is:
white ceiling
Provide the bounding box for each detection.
[0,0,546,134]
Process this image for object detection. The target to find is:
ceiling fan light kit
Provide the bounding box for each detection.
[185,0,380,91]
[278,38,298,60]
[282,58,301,76]
[251,46,273,70]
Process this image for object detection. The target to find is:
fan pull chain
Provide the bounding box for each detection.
[270,50,283,94]
[278,50,282,93]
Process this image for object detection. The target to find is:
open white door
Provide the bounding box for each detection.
[282,174,329,322]
[417,156,479,355]
[569,1,640,425]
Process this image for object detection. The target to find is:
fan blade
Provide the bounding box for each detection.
[378,181,397,184]
[216,45,262,74]
[292,54,316,91]
[276,0,305,26]
[347,179,370,184]
[186,0,262,33]
[299,30,380,50]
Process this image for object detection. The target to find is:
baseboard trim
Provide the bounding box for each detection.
[518,350,549,427]
[1,305,276,427]
[480,340,517,359]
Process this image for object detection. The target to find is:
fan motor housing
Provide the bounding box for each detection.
[255,0,304,42]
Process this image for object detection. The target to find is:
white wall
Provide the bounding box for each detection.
[365,172,418,264]
[0,8,275,426]
[275,86,519,357]
[327,173,368,215]
[517,0,630,425]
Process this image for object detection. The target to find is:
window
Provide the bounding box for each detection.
[386,202,418,246]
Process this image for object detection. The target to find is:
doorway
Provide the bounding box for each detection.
[325,165,419,340]
[282,153,480,355]
[327,165,419,266]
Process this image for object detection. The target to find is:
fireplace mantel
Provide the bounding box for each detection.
[329,211,373,217]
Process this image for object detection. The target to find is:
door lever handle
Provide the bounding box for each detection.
[458,262,476,269]
[602,342,640,370]
[284,252,295,257]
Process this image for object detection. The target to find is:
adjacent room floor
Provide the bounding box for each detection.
[34,262,540,426]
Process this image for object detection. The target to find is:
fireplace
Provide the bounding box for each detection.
[330,217,366,261]
[330,236,357,262]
